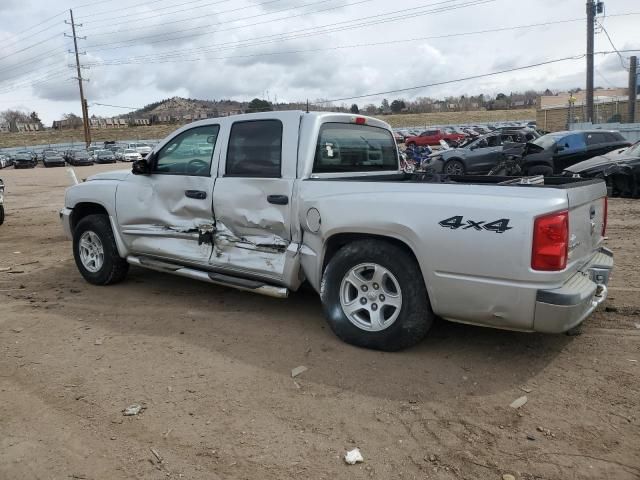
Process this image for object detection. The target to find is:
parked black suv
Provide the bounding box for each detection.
[523,130,631,175]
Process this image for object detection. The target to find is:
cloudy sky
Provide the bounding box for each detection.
[0,0,638,124]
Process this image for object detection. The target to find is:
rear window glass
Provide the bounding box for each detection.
[586,132,608,145]
[313,123,398,173]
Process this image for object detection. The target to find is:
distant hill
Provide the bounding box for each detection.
[120,97,248,120]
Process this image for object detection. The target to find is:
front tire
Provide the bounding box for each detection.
[444,159,465,175]
[73,214,129,285]
[320,240,433,351]
[0,205,4,225]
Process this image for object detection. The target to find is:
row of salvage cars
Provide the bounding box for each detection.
[404,129,639,197]
[0,146,147,169]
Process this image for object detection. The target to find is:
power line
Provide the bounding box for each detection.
[82,0,232,25]
[89,0,286,36]
[93,102,141,109]
[5,10,67,38]
[83,16,598,67]
[84,0,377,49]
[596,19,629,71]
[77,9,640,64]
[84,0,495,53]
[312,52,635,104]
[0,32,64,62]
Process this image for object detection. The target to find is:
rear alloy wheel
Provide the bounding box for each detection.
[321,239,433,351]
[444,159,465,175]
[339,263,403,332]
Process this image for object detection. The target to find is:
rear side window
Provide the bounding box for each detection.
[226,120,282,177]
[313,123,398,173]
[558,134,586,152]
[586,132,608,145]
[605,132,623,142]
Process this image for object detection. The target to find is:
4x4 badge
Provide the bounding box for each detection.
[439,216,512,233]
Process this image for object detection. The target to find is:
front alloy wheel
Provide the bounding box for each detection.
[78,230,105,273]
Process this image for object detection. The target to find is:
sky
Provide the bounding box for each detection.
[0,0,638,125]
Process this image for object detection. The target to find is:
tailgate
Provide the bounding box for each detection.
[566,179,608,267]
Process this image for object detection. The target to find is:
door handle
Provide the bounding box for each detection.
[185,190,207,200]
[267,194,288,205]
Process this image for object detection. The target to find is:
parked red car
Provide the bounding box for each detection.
[405,129,466,147]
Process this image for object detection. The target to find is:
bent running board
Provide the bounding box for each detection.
[126,255,289,298]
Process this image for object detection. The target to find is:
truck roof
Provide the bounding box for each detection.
[182,110,391,131]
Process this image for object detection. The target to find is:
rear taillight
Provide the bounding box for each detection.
[602,196,608,237]
[532,210,569,271]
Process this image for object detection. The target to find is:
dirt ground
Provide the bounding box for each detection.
[0,164,638,480]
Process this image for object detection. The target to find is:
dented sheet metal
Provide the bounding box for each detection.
[115,173,216,264]
[210,177,295,280]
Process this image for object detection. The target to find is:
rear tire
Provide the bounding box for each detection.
[320,239,433,351]
[73,214,129,285]
[527,165,553,176]
[0,205,4,225]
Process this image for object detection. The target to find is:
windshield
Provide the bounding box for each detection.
[124,149,136,153]
[97,150,112,156]
[625,141,640,156]
[531,134,560,150]
[313,123,398,173]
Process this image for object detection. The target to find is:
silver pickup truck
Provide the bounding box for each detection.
[61,111,613,351]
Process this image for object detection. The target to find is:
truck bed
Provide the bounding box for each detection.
[311,172,603,189]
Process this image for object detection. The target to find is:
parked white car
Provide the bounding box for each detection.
[121,148,142,162]
[127,143,152,158]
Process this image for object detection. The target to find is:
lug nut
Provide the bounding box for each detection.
[373,283,379,290]
[379,294,385,302]
[361,285,368,292]
[371,303,378,311]
[360,297,367,305]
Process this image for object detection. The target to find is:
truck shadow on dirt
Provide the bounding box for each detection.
[31,262,573,402]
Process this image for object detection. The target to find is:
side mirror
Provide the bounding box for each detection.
[555,145,565,153]
[132,158,150,175]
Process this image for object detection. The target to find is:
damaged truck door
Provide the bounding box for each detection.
[210,116,300,286]
[115,125,220,264]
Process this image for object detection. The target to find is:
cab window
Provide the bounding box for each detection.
[225,120,283,178]
[154,125,219,176]
[313,123,398,173]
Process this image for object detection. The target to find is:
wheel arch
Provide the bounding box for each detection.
[70,202,129,257]
[322,232,424,282]
[70,202,109,233]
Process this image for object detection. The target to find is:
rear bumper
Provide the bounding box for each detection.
[534,247,613,333]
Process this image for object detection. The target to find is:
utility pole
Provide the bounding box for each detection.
[66,9,91,147]
[586,0,596,123]
[628,56,638,124]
